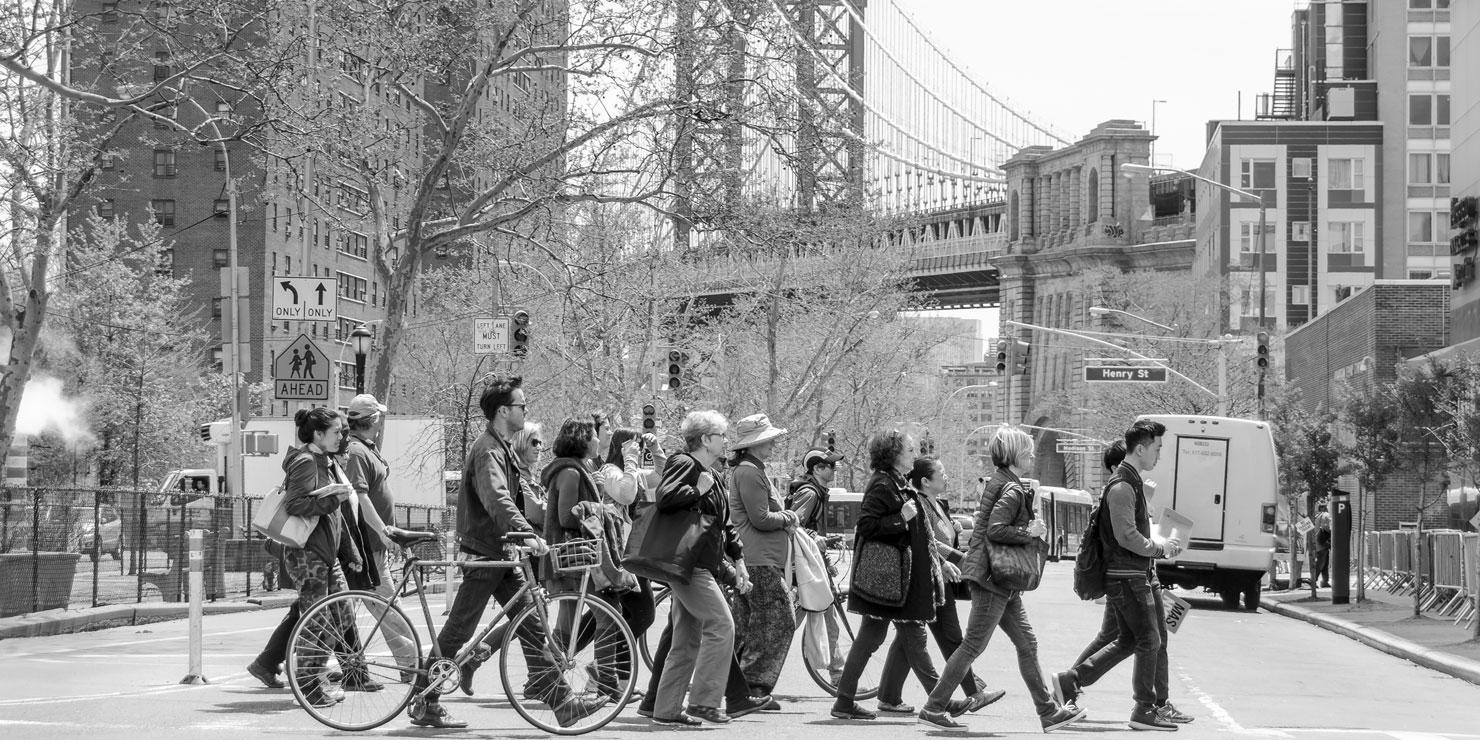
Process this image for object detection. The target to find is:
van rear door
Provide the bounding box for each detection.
[1170,435,1230,544]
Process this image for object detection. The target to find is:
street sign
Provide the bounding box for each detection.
[1084,365,1169,383]
[474,317,511,355]
[1056,441,1103,455]
[272,276,338,322]
[273,334,331,401]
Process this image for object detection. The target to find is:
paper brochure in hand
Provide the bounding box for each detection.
[1156,507,1194,545]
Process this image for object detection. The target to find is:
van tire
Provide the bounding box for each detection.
[1219,590,1240,609]
[1242,583,1261,611]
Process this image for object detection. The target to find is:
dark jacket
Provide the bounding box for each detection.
[282,445,355,570]
[541,456,603,591]
[1103,461,1163,580]
[847,469,940,622]
[456,421,535,558]
[654,452,743,576]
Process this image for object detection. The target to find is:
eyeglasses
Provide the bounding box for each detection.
[530,439,545,448]
[505,402,528,410]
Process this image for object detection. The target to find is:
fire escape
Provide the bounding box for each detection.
[1255,49,1297,120]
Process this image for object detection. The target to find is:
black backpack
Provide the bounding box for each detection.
[1072,476,1120,601]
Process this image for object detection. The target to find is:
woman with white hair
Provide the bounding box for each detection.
[915,427,1083,733]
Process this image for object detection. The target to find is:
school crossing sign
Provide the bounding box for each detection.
[274,334,331,402]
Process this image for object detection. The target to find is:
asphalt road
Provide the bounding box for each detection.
[0,562,1475,739]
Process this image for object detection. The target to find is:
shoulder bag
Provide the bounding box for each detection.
[850,538,911,607]
[986,483,1050,592]
[620,500,715,586]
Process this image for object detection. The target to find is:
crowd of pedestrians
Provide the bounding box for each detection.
[245,376,1200,733]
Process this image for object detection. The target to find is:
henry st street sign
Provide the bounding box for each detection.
[1084,365,1169,383]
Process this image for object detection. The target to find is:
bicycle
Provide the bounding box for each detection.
[635,540,882,700]
[286,529,636,735]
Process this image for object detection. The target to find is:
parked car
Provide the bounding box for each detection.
[73,505,122,561]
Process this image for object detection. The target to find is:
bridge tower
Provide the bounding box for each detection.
[671,0,868,249]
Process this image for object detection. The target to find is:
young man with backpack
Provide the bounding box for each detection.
[1067,439,1194,726]
[788,448,846,684]
[1052,420,1185,732]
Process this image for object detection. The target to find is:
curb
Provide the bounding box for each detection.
[1261,598,1480,687]
[0,580,451,640]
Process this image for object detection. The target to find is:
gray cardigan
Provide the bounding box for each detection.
[728,455,794,568]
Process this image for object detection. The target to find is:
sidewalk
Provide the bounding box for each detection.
[1262,580,1480,686]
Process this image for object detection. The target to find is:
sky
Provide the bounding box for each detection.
[900,0,1299,338]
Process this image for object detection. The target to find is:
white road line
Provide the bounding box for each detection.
[1176,670,1292,738]
[0,671,248,706]
[1277,731,1480,740]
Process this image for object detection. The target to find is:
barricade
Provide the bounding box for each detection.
[0,485,450,617]
[1461,534,1479,629]
[1390,531,1417,594]
[1426,531,1466,615]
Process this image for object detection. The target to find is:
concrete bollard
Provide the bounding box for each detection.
[179,529,208,684]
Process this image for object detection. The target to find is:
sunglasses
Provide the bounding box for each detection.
[530,439,545,448]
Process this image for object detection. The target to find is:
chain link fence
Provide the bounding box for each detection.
[0,486,450,618]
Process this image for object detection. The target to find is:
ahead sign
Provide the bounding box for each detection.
[273,276,338,322]
[273,334,331,402]
[1084,366,1169,383]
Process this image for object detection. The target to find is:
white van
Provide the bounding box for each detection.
[1137,415,1279,610]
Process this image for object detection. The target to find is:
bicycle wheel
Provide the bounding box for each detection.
[800,601,881,700]
[287,590,422,731]
[638,584,672,671]
[500,592,636,735]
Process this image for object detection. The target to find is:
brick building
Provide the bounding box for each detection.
[1283,280,1450,528]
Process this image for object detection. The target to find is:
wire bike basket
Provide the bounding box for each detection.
[549,538,602,574]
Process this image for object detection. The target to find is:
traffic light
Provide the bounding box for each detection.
[1013,339,1032,374]
[994,340,1009,374]
[664,348,688,391]
[826,430,836,452]
[642,403,657,432]
[510,309,530,358]
[1255,331,1270,371]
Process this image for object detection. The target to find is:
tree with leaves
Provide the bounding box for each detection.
[1338,380,1402,603]
[1267,384,1346,591]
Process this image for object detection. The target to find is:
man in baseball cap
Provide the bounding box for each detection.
[790,447,843,536]
[346,394,388,419]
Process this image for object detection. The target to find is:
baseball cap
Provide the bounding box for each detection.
[346,394,388,419]
[803,448,843,469]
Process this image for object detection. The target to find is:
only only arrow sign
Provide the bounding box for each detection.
[273,276,338,322]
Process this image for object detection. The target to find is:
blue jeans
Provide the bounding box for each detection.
[1075,592,1169,705]
[1071,577,1164,709]
[923,582,1054,716]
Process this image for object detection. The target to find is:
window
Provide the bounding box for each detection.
[1409,36,1450,67]
[1291,285,1311,306]
[212,298,223,318]
[213,249,229,268]
[153,51,170,81]
[337,271,368,302]
[150,199,175,227]
[101,3,119,22]
[1292,158,1312,178]
[213,199,229,217]
[214,148,227,171]
[153,149,176,177]
[1329,221,1365,253]
[342,232,368,259]
[1328,158,1364,194]
[153,105,175,129]
[1292,221,1311,241]
[1240,159,1276,190]
[156,249,174,277]
[1410,94,1451,126]
[1409,153,1451,184]
[98,199,115,219]
[215,100,232,115]
[212,347,223,370]
[1409,210,1449,243]
[1239,222,1276,252]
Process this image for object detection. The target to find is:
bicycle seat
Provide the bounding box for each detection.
[385,526,439,547]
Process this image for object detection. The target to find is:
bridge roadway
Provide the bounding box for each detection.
[1,563,1475,739]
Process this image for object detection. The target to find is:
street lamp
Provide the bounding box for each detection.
[350,324,373,394]
[1122,162,1270,416]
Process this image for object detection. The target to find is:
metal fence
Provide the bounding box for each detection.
[1363,529,1480,629]
[0,487,449,618]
